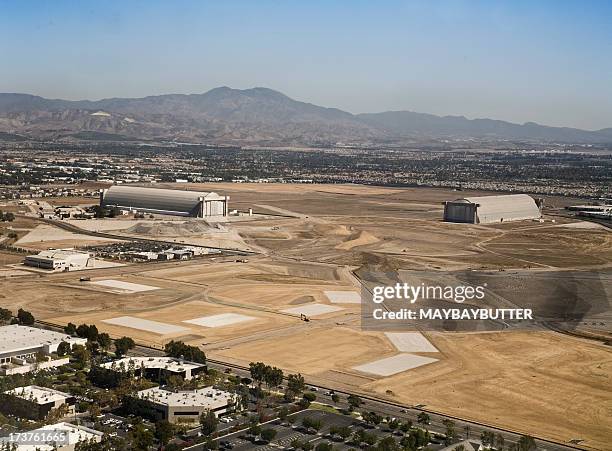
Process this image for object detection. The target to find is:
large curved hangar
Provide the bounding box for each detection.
[100,186,229,218]
[443,194,542,224]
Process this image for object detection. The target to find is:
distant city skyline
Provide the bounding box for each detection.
[1,0,611,130]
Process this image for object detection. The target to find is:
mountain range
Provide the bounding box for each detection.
[1,87,610,145]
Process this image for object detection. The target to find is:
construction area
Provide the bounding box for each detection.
[0,183,610,449]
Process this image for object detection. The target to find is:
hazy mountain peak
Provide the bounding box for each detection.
[0,88,610,144]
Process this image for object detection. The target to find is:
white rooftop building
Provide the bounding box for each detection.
[2,386,76,420]
[0,422,103,451]
[0,325,86,375]
[23,249,92,271]
[100,356,206,381]
[135,386,236,423]
[443,194,542,224]
[5,385,71,405]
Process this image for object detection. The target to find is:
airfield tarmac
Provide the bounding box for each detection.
[0,183,610,448]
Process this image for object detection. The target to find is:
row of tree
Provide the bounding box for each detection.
[64,322,135,356]
[0,308,35,326]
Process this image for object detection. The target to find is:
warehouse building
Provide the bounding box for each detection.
[130,386,236,423]
[0,325,86,375]
[100,185,229,218]
[23,249,93,271]
[443,194,542,224]
[99,356,206,383]
[1,385,76,420]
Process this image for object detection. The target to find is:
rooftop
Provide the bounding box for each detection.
[100,356,205,373]
[137,386,234,409]
[5,385,71,405]
[0,325,85,355]
[30,249,90,260]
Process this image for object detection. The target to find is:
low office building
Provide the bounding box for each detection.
[97,356,206,385]
[23,249,93,271]
[131,386,236,424]
[1,385,76,420]
[0,422,104,451]
[0,325,86,375]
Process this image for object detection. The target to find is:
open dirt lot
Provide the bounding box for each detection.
[364,331,612,450]
[1,183,610,448]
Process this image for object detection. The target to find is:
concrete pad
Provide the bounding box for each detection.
[353,353,438,376]
[385,332,439,352]
[15,224,117,244]
[556,221,607,230]
[281,303,344,317]
[324,290,361,304]
[102,316,189,335]
[183,313,255,328]
[91,279,159,293]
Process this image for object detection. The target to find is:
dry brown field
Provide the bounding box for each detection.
[1,183,610,449]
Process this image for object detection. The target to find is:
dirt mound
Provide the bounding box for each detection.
[125,221,218,236]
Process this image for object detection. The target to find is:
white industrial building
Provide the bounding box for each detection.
[100,356,206,381]
[0,422,103,450]
[134,386,236,423]
[2,385,76,420]
[443,194,542,224]
[100,185,229,218]
[0,325,86,375]
[23,249,92,271]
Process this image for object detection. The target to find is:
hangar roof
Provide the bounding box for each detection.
[101,185,225,216]
[452,194,540,222]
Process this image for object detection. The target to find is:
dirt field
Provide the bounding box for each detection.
[1,183,610,448]
[365,331,612,450]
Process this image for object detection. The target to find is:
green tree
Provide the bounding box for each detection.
[56,341,71,357]
[264,366,284,389]
[97,333,112,352]
[260,428,277,442]
[481,431,496,447]
[315,442,333,451]
[164,340,206,363]
[287,373,305,394]
[399,420,412,434]
[376,436,401,451]
[71,344,91,369]
[331,393,339,405]
[154,419,174,446]
[0,308,12,324]
[199,410,218,436]
[303,392,316,403]
[442,419,457,445]
[249,362,267,386]
[76,324,99,341]
[362,411,382,426]
[278,406,289,422]
[114,336,135,357]
[129,423,154,451]
[17,308,35,325]
[64,322,77,335]
[347,394,362,411]
[417,412,430,426]
[516,435,537,451]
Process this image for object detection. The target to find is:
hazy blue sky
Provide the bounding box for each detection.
[1,0,611,129]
